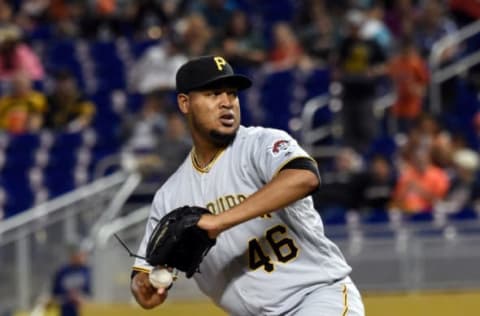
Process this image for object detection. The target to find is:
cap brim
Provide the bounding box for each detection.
[187,74,252,92]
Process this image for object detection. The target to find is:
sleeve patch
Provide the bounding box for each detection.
[269,139,291,157]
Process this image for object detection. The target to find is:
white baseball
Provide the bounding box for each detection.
[149,268,173,289]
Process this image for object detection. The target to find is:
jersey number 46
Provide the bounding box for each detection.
[248,225,299,272]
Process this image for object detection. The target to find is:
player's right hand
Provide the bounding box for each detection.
[131,272,167,309]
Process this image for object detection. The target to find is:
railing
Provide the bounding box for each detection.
[300,90,396,158]
[82,172,142,251]
[300,94,335,155]
[429,19,480,114]
[0,171,130,315]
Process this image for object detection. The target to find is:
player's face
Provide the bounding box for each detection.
[180,87,241,146]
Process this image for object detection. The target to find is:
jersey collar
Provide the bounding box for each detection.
[191,147,226,173]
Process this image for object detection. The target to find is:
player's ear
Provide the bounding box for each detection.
[177,93,189,114]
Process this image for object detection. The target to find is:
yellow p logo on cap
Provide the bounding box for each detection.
[214,56,227,71]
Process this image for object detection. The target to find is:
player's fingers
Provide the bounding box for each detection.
[136,286,166,308]
[136,278,155,296]
[148,291,168,306]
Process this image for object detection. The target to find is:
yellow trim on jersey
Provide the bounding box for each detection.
[132,266,151,274]
[191,148,226,173]
[342,284,349,316]
[272,155,317,178]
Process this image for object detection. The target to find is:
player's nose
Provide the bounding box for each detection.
[218,92,233,108]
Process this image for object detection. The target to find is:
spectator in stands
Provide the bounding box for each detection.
[388,36,429,133]
[0,25,44,81]
[437,148,480,215]
[220,10,266,68]
[400,113,452,168]
[268,22,305,70]
[314,147,364,218]
[44,70,96,132]
[0,0,15,27]
[129,36,188,94]
[418,1,458,47]
[448,0,480,90]
[177,13,214,57]
[393,147,450,214]
[0,71,47,134]
[48,0,88,39]
[51,244,91,316]
[190,0,234,38]
[361,3,393,53]
[351,154,397,214]
[384,0,419,39]
[122,91,169,154]
[135,111,192,177]
[133,0,186,35]
[414,0,458,112]
[449,0,480,27]
[294,0,335,65]
[15,0,50,36]
[333,9,387,152]
[121,100,191,191]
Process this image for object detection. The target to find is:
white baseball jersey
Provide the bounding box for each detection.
[134,126,352,316]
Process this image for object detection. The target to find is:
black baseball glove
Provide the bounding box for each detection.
[145,206,216,278]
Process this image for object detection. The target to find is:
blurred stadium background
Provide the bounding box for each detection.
[1,0,480,315]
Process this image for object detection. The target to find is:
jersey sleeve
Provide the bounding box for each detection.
[251,128,313,183]
[132,190,167,273]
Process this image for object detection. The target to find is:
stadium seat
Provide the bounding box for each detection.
[0,168,34,217]
[321,206,348,226]
[43,168,75,198]
[260,69,295,131]
[405,212,434,223]
[3,134,40,170]
[303,68,330,100]
[447,207,478,221]
[361,209,390,224]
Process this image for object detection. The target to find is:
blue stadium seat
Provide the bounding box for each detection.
[303,68,330,101]
[0,168,34,217]
[3,134,40,170]
[321,206,348,226]
[405,212,434,223]
[365,136,397,162]
[43,169,75,198]
[261,69,295,130]
[126,93,145,114]
[361,209,390,224]
[447,207,478,222]
[89,41,118,61]
[129,39,159,58]
[45,133,86,188]
[3,186,34,218]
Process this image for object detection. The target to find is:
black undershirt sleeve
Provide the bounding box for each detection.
[280,157,320,194]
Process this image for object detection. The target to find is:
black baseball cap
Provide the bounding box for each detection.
[176,55,252,93]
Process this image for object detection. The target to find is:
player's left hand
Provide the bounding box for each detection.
[197,214,224,239]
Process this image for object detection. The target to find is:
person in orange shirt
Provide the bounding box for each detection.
[388,36,429,133]
[393,148,450,213]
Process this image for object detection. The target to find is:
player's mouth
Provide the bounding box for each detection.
[219,113,235,127]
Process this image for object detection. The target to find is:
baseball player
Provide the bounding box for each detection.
[131,56,365,315]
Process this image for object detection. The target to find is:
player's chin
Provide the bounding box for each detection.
[209,128,238,146]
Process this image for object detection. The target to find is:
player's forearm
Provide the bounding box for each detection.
[218,169,319,230]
